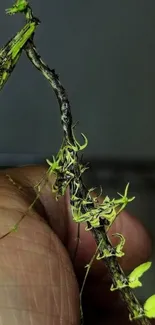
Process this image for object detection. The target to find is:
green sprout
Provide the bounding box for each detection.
[111,261,152,291]
[6,0,29,15]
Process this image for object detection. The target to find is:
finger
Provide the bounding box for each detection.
[5,165,152,274]
[2,165,70,243]
[3,166,152,313]
[0,169,80,325]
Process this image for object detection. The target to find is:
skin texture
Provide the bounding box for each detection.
[0,164,153,325]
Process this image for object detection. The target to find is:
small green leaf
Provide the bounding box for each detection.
[129,261,152,281]
[6,0,28,15]
[128,261,152,288]
[144,295,155,318]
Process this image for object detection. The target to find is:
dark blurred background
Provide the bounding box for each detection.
[0,0,155,302]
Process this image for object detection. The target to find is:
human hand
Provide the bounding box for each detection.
[0,165,153,325]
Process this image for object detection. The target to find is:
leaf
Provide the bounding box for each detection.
[6,0,28,15]
[0,21,38,90]
[144,295,155,318]
[129,261,152,284]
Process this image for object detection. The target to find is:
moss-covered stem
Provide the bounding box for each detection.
[24,5,75,145]
[91,226,151,325]
[24,29,151,325]
[5,2,152,324]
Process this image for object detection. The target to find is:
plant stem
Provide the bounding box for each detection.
[24,35,151,325]
[22,5,75,145]
[7,3,152,324]
[91,226,151,325]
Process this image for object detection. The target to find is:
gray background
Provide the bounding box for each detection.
[0,0,155,304]
[0,0,155,158]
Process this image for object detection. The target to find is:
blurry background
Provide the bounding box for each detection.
[0,0,155,303]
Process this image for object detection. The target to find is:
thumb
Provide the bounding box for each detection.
[4,165,152,316]
[0,165,80,325]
